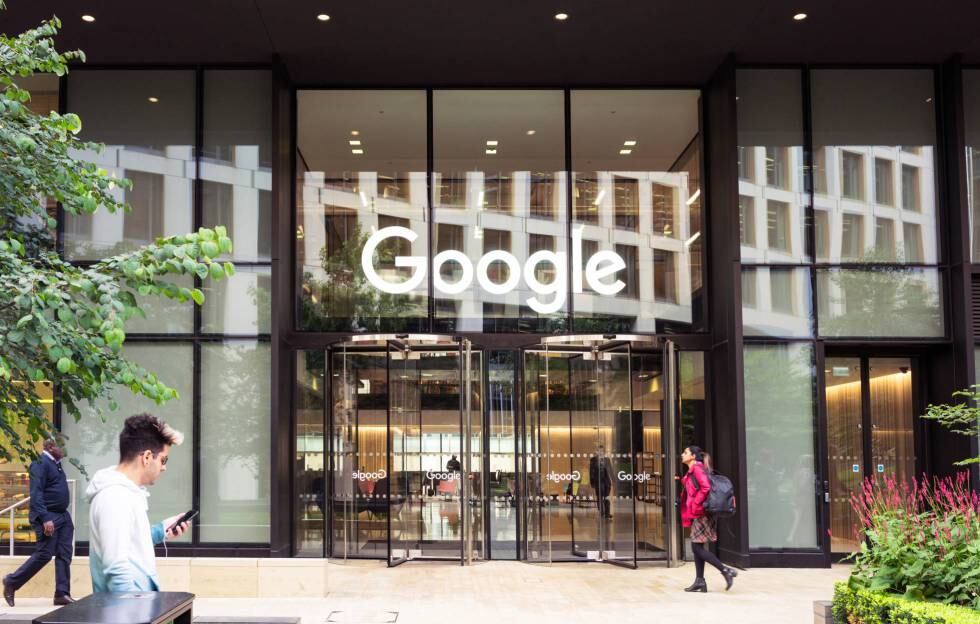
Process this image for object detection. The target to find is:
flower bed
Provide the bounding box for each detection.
[848,473,980,607]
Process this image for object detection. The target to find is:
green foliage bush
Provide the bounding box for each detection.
[847,474,980,608]
[833,583,980,624]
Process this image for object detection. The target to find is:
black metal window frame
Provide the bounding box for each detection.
[50,64,275,557]
[737,63,963,567]
[737,64,953,346]
[289,85,712,337]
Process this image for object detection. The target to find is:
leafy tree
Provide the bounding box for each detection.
[923,386,980,466]
[0,14,234,469]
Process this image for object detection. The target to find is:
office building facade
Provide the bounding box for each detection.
[2,2,979,569]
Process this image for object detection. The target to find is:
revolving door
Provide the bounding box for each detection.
[523,335,681,568]
[328,334,484,566]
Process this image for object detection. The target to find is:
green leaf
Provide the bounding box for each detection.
[223,262,236,277]
[218,236,232,254]
[190,288,205,305]
[56,357,72,374]
[57,307,74,323]
[201,240,220,258]
[209,263,225,280]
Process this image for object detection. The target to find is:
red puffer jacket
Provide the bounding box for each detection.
[680,461,711,527]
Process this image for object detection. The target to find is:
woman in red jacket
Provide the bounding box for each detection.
[680,446,737,592]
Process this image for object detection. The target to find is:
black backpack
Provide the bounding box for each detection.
[693,465,737,518]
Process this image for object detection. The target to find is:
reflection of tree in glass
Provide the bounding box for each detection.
[203,343,268,480]
[743,344,818,547]
[301,224,422,332]
[820,248,941,337]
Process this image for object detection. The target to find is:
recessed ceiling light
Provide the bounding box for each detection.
[526,129,536,135]
[554,12,568,20]
[624,140,637,146]
[486,140,498,146]
[317,13,331,21]
[81,14,95,23]
[351,149,364,154]
[485,149,497,155]
[926,97,933,103]
[619,149,632,155]
[147,96,159,103]
[349,140,361,146]
[350,130,359,136]
[793,12,807,20]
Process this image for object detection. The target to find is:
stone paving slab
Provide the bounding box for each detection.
[0,561,851,624]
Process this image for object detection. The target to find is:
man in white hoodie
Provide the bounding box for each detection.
[86,413,191,592]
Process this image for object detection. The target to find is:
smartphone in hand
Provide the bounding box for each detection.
[167,509,199,534]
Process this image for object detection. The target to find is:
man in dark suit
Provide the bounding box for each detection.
[3,439,75,606]
[589,451,613,519]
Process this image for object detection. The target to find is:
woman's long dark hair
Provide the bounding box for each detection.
[687,445,705,463]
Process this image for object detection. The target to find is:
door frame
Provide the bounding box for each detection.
[519,334,679,567]
[820,347,928,562]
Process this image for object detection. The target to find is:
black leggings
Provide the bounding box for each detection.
[692,542,726,579]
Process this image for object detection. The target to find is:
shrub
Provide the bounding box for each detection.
[847,473,980,608]
[833,583,980,624]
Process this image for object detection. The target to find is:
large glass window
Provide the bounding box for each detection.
[571,90,704,332]
[811,70,939,264]
[202,266,272,335]
[63,70,196,260]
[433,90,566,332]
[200,341,271,542]
[297,90,428,331]
[744,343,819,549]
[736,69,808,264]
[741,268,813,338]
[201,70,272,263]
[62,344,194,543]
[816,267,944,337]
[58,69,274,552]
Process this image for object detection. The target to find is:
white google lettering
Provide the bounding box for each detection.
[545,470,582,482]
[617,471,653,483]
[353,469,387,481]
[362,226,625,314]
[426,470,460,481]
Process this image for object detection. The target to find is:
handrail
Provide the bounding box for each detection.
[4,479,76,557]
[0,496,30,516]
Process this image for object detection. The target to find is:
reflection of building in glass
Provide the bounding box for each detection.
[297,90,704,333]
[299,167,700,331]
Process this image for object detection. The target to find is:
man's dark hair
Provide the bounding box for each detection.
[119,413,184,463]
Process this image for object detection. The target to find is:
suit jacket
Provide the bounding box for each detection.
[28,453,70,526]
[589,455,613,493]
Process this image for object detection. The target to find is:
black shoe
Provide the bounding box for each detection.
[722,567,738,591]
[684,578,707,592]
[3,575,14,607]
[53,593,75,606]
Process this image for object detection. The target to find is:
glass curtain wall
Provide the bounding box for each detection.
[737,67,948,552]
[432,90,567,332]
[737,69,819,550]
[60,69,273,546]
[570,91,705,333]
[811,69,944,338]
[296,91,429,332]
[296,90,706,334]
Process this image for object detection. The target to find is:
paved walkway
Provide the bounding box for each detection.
[1,561,850,624]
